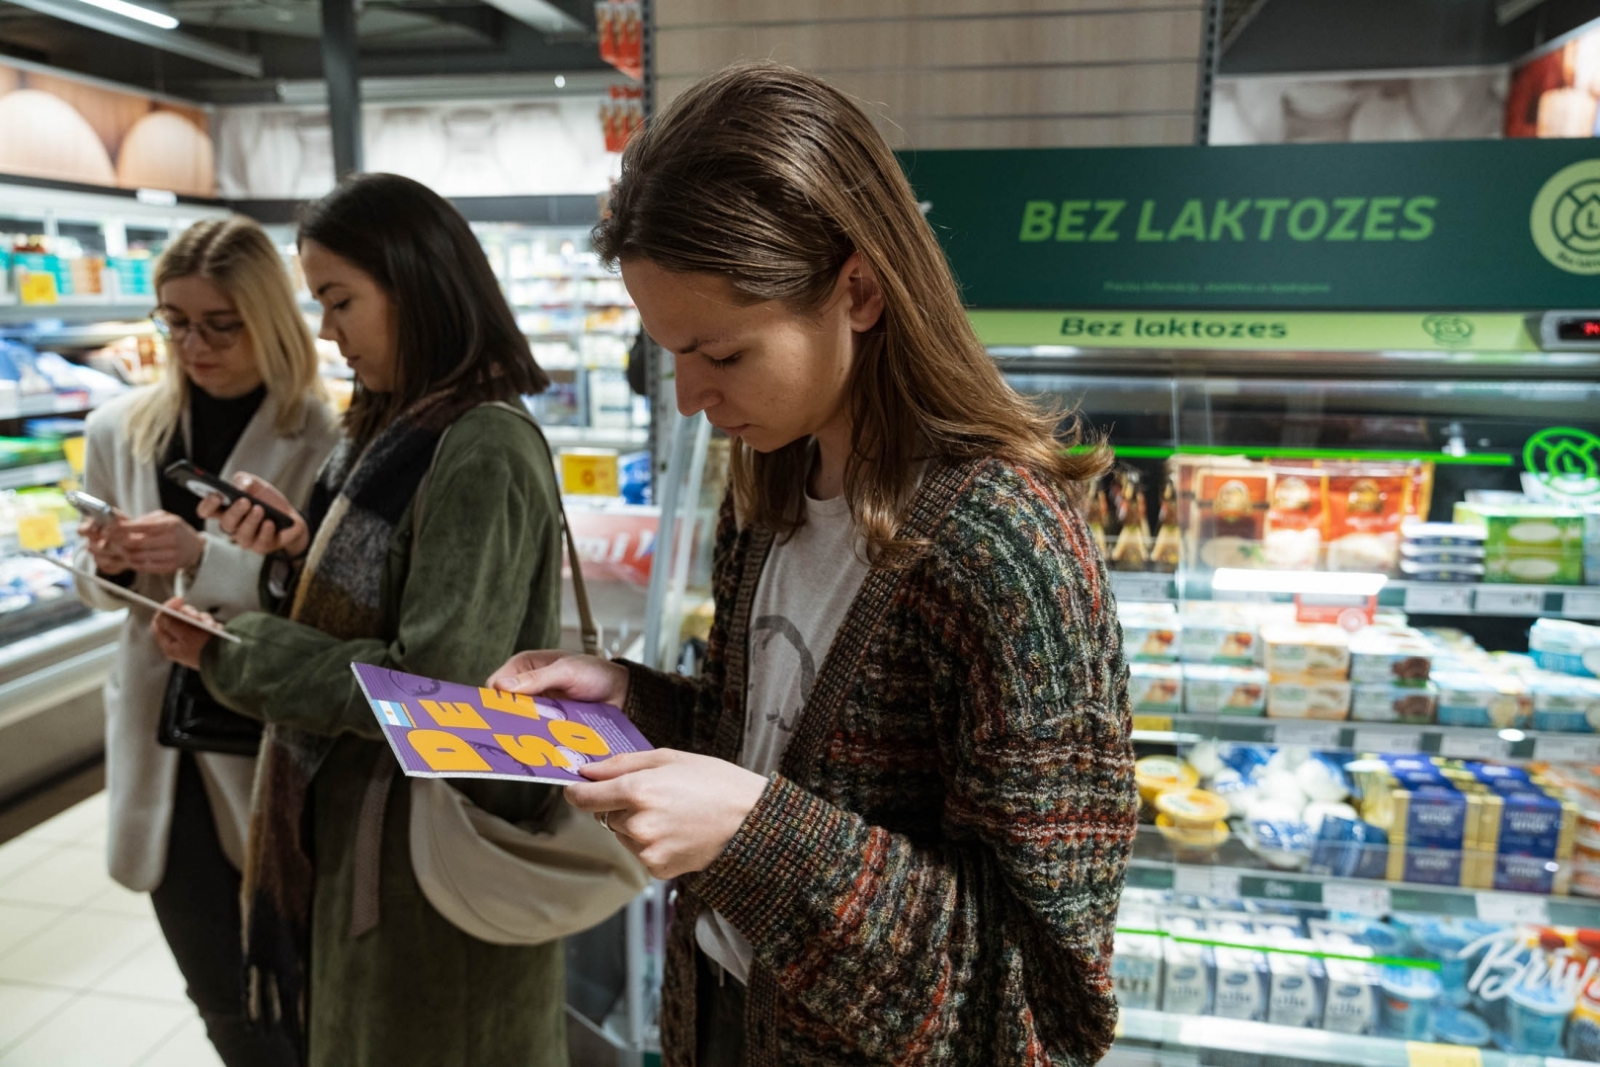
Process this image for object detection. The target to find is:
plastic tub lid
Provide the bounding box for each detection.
[1431,1006,1491,1047]
[1156,788,1231,827]
[1380,965,1442,1000]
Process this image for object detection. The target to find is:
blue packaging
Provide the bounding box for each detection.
[1431,1006,1492,1047]
[1506,980,1576,1056]
[1379,966,1441,1040]
[1416,923,1473,1007]
[618,450,651,505]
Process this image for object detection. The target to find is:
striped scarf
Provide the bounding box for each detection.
[240,394,455,1056]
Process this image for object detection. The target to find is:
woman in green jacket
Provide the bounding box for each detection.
[152,173,567,1067]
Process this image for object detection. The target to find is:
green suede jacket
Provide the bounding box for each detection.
[202,405,568,1067]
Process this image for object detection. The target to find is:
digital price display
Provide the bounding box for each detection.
[1541,311,1600,350]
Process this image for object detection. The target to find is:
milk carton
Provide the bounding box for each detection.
[1112,931,1164,1011]
[1161,915,1214,1017]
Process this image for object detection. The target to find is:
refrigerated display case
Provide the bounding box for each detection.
[636,321,1600,1067]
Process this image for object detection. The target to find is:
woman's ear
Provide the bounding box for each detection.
[840,252,885,334]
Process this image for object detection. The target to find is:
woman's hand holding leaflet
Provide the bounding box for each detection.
[566,750,770,880]
[199,472,310,557]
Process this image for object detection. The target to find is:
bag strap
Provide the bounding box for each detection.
[412,401,600,657]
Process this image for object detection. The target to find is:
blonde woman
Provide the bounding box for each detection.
[74,217,338,1067]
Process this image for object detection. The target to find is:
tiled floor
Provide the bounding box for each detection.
[0,792,222,1066]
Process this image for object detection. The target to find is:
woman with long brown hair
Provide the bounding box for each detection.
[491,63,1137,1066]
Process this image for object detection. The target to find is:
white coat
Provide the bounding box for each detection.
[73,386,340,892]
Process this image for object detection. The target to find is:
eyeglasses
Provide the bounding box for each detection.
[150,311,247,350]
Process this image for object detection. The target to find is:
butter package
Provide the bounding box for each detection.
[1349,631,1434,687]
[1180,617,1260,666]
[1433,670,1532,729]
[1529,675,1600,733]
[1183,664,1269,716]
[1369,784,1472,885]
[1267,678,1353,720]
[1264,624,1352,680]
[1351,681,1439,724]
[1481,789,1578,895]
[1455,502,1586,585]
[1129,663,1184,715]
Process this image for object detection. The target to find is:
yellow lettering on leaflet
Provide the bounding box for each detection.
[479,688,541,720]
[549,720,611,756]
[419,700,490,731]
[409,730,492,772]
[495,734,572,770]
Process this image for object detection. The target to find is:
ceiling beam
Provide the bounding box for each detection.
[2,0,262,75]
[473,0,583,37]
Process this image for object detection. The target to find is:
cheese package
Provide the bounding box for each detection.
[1351,681,1439,724]
[1129,663,1184,715]
[1326,471,1409,575]
[1264,624,1352,680]
[1529,618,1600,679]
[1349,631,1434,687]
[1530,675,1600,733]
[1180,616,1260,666]
[1183,664,1269,716]
[1263,469,1325,571]
[1122,614,1183,663]
[1267,678,1353,720]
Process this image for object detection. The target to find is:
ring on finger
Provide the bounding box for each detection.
[601,811,611,831]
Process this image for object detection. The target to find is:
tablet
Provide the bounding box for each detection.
[27,552,242,644]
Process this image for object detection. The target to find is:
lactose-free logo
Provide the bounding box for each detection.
[1531,160,1600,275]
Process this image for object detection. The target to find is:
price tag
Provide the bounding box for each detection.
[1440,733,1511,760]
[1113,573,1173,602]
[1172,866,1240,899]
[1271,721,1342,748]
[61,436,85,475]
[1406,1041,1483,1067]
[1404,584,1475,615]
[1565,590,1600,621]
[18,271,58,305]
[16,513,63,551]
[1475,891,1551,925]
[1475,587,1547,616]
[1323,882,1392,917]
[1354,729,1423,756]
[1533,735,1600,763]
[1131,715,1174,735]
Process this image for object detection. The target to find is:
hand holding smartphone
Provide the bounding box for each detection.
[66,489,124,527]
[162,461,295,530]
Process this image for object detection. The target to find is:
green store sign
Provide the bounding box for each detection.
[900,141,1600,311]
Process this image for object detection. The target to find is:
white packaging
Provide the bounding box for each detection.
[1161,917,1214,1017]
[1112,932,1163,1011]
[1129,663,1184,715]
[1267,939,1326,1028]
[1183,664,1270,716]
[1267,679,1353,720]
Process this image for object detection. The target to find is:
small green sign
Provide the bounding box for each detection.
[901,141,1600,310]
[1524,426,1600,502]
[969,309,1538,352]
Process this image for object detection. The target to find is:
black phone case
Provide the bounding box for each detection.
[160,461,295,530]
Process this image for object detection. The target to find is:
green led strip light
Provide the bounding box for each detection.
[1067,444,1514,467]
[1115,927,1440,971]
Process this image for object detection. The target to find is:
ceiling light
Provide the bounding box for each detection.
[77,0,177,28]
[554,75,566,88]
[1211,568,1389,597]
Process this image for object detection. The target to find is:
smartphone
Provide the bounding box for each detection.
[65,489,122,526]
[161,461,295,531]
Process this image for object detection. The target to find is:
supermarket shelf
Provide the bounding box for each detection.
[1115,1009,1537,1067]
[543,425,649,451]
[1125,843,1600,927]
[1110,572,1600,620]
[0,299,155,328]
[0,393,98,420]
[0,607,123,679]
[1130,711,1600,763]
[0,459,72,491]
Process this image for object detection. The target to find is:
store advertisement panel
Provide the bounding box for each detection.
[0,61,214,197]
[1507,19,1600,139]
[903,139,1600,310]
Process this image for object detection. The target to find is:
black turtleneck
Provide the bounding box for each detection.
[159,384,268,530]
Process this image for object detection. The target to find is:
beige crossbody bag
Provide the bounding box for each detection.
[397,402,647,946]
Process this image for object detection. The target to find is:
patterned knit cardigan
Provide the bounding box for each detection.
[620,455,1137,1067]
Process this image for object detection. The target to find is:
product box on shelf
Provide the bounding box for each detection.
[1183,664,1269,716]
[1433,671,1533,729]
[1160,914,1214,1017]
[1264,624,1352,680]
[1112,929,1164,1011]
[1122,607,1182,663]
[1349,630,1434,686]
[1211,922,1271,1022]
[1454,502,1587,585]
[1267,678,1353,720]
[1180,615,1259,666]
[1352,681,1440,724]
[1129,663,1184,715]
[1531,619,1600,679]
[1529,675,1600,733]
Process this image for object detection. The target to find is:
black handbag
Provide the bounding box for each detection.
[157,664,264,757]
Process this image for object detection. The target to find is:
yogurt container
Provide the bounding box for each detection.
[1433,671,1531,729]
[1530,619,1600,679]
[1377,965,1441,1040]
[1530,675,1600,733]
[1415,923,1473,1007]
[1568,973,1600,1061]
[1136,756,1198,806]
[1506,978,1577,1056]
[1430,1006,1492,1047]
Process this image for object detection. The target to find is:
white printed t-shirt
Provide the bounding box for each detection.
[694,488,871,984]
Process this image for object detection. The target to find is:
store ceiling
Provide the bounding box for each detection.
[0,0,609,102]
